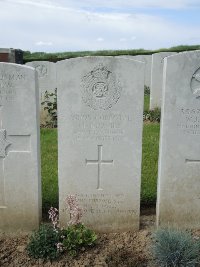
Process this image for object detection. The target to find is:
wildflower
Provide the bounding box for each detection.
[48,207,59,229]
[56,242,64,252]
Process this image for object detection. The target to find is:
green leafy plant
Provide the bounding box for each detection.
[62,195,97,256]
[143,107,161,122]
[27,224,62,260]
[62,223,97,256]
[41,89,57,128]
[153,228,200,267]
[27,195,97,260]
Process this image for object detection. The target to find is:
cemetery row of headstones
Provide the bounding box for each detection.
[0,51,200,233]
[26,52,176,126]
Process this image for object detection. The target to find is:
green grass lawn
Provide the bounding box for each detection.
[41,129,58,213]
[144,95,150,112]
[141,123,160,206]
[41,121,160,214]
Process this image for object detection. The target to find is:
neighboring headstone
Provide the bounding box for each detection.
[133,55,152,88]
[0,63,41,232]
[117,55,152,88]
[156,51,200,228]
[26,61,56,125]
[57,57,144,232]
[150,52,177,109]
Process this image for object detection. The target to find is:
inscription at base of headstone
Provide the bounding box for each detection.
[0,63,41,232]
[157,51,200,228]
[57,57,144,232]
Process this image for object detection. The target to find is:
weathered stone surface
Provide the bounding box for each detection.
[150,52,177,109]
[57,57,144,232]
[0,63,41,232]
[26,61,56,125]
[117,55,152,88]
[156,51,200,228]
[133,55,152,88]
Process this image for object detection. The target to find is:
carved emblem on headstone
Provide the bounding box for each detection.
[35,64,48,78]
[81,64,122,110]
[0,129,11,158]
[191,67,200,99]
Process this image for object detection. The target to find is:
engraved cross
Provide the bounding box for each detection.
[0,106,31,208]
[85,145,113,190]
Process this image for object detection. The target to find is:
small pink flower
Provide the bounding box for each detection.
[48,207,59,229]
[56,242,64,252]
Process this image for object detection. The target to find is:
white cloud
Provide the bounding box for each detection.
[120,38,127,42]
[66,0,200,9]
[0,0,199,52]
[48,0,200,10]
[2,0,200,11]
[35,41,53,46]
[97,38,104,42]
[131,36,137,41]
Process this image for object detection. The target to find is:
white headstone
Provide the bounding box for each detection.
[0,63,41,232]
[134,55,152,88]
[150,52,177,109]
[26,61,56,125]
[157,51,200,228]
[57,57,144,232]
[117,55,152,88]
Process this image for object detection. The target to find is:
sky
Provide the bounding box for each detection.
[0,0,200,52]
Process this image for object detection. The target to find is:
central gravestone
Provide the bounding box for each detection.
[57,57,144,232]
[0,63,41,232]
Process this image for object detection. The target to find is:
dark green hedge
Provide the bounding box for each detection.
[23,45,200,63]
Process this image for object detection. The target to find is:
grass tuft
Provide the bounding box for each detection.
[141,123,160,206]
[153,228,200,267]
[41,129,58,215]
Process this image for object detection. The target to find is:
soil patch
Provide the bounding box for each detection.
[0,212,157,267]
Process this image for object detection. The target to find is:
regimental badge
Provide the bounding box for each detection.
[191,67,200,99]
[81,64,122,110]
